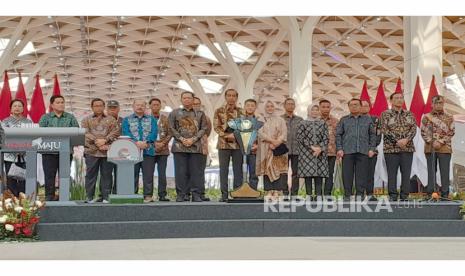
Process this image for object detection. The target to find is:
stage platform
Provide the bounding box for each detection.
[38,200,465,241]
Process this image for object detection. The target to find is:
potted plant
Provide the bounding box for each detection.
[0,191,46,242]
[459,202,465,221]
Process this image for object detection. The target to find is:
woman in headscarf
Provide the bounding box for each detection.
[296,105,329,201]
[256,100,288,202]
[1,99,33,196]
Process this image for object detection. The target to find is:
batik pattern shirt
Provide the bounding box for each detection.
[81,114,120,157]
[39,112,80,128]
[321,115,339,156]
[154,114,172,156]
[168,108,207,154]
[1,116,33,162]
[379,109,417,154]
[421,111,455,154]
[122,114,158,156]
[213,105,244,150]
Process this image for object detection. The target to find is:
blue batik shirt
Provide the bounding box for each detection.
[122,113,158,156]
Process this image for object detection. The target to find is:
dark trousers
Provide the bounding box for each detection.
[304,177,323,196]
[84,155,113,200]
[42,154,60,199]
[154,155,168,197]
[4,161,25,197]
[197,154,208,196]
[342,153,368,197]
[174,152,203,198]
[324,156,337,195]
[287,154,299,196]
[366,156,377,196]
[385,152,413,199]
[426,153,451,197]
[264,174,286,191]
[134,155,156,196]
[246,154,259,190]
[218,149,243,198]
[111,165,117,194]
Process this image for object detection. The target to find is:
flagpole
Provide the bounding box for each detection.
[430,78,437,199]
[429,117,438,202]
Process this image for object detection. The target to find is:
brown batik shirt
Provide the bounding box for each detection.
[168,107,208,154]
[154,113,172,156]
[421,110,455,154]
[81,114,120,157]
[213,104,244,150]
[321,115,339,157]
[200,116,213,156]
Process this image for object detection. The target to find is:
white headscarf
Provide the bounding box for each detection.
[263,100,276,119]
[307,104,320,121]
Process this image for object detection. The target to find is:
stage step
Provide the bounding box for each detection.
[37,202,465,241]
[38,219,465,241]
[40,202,462,223]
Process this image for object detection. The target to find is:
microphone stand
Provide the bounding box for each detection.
[430,114,454,203]
[428,116,451,202]
[429,119,438,202]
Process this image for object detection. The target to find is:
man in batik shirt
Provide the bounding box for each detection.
[421,95,455,200]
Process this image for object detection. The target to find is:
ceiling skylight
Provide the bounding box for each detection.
[196,42,253,63]
[0,38,36,58]
[177,78,224,94]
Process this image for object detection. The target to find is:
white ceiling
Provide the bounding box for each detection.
[0,16,465,119]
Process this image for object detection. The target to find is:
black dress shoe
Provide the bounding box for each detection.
[389,197,398,202]
[200,196,210,201]
[354,195,364,202]
[324,196,334,202]
[183,195,190,201]
[158,196,170,202]
[192,196,203,202]
[368,196,378,202]
[219,197,228,202]
[46,196,58,201]
[315,196,324,202]
[424,195,434,202]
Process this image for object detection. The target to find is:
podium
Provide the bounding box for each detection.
[107,137,144,204]
[1,127,84,201]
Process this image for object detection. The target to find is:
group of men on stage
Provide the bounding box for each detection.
[0,89,456,203]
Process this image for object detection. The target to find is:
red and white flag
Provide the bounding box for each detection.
[370,80,388,117]
[394,77,407,110]
[423,75,439,114]
[359,80,371,108]
[409,76,428,187]
[49,74,61,112]
[372,80,390,189]
[29,74,46,123]
[0,71,12,120]
[15,72,28,118]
